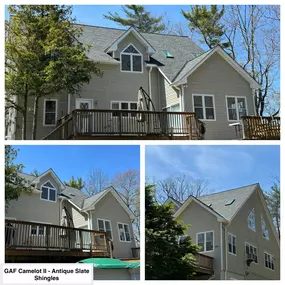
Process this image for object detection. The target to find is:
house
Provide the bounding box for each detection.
[166,183,280,280]
[7,24,273,141]
[5,169,138,272]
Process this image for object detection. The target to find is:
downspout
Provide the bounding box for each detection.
[220,222,224,279]
[252,88,257,116]
[148,66,153,110]
[67,93,71,114]
[180,85,185,111]
[225,225,228,280]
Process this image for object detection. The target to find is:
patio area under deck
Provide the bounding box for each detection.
[43,109,205,140]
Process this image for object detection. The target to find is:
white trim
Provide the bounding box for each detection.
[97,218,113,241]
[174,195,227,222]
[148,66,153,110]
[245,241,258,264]
[173,46,260,89]
[220,223,224,271]
[225,225,228,280]
[43,99,58,127]
[120,43,143,74]
[40,180,57,203]
[106,27,155,54]
[181,85,185,111]
[117,222,132,243]
[196,230,215,253]
[228,232,237,256]
[157,67,172,84]
[75,98,94,109]
[192,94,216,121]
[264,251,275,271]
[225,95,248,122]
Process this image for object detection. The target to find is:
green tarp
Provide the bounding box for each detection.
[77,258,140,269]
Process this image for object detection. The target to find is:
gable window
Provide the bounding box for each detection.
[41,181,56,202]
[120,44,142,73]
[117,223,131,242]
[261,215,269,240]
[197,231,214,252]
[226,96,247,121]
[43,99,57,126]
[264,252,274,270]
[248,209,256,231]
[193,94,215,120]
[245,242,258,263]
[111,101,137,117]
[228,233,236,255]
[98,219,113,240]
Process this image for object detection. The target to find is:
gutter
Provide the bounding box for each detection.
[224,224,228,280]
[148,66,153,110]
[220,222,224,276]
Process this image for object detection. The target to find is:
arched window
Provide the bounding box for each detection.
[120,44,143,73]
[248,208,256,231]
[41,181,57,202]
[261,215,269,240]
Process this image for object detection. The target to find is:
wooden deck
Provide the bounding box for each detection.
[5,220,110,262]
[195,253,214,276]
[43,109,205,140]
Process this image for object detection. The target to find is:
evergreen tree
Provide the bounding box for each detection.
[64,176,85,191]
[265,181,280,239]
[104,5,165,33]
[145,185,198,280]
[182,5,228,49]
[5,146,32,207]
[5,5,102,139]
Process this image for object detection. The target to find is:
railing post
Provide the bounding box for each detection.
[73,111,77,138]
[118,112,122,135]
[45,225,50,250]
[241,118,246,139]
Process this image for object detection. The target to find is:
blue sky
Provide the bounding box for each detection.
[145,145,280,193]
[14,145,140,183]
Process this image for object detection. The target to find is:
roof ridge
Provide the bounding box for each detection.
[199,183,259,198]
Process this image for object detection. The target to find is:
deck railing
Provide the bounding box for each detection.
[43,109,204,140]
[5,220,110,256]
[195,253,214,272]
[241,116,280,140]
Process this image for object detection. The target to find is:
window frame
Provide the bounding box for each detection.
[245,242,258,264]
[196,230,214,253]
[40,180,57,203]
[110,101,138,118]
[264,252,275,271]
[228,233,237,256]
[97,218,113,241]
[225,95,248,122]
[192,94,216,121]
[261,215,269,240]
[248,208,256,232]
[43,99,58,127]
[117,222,131,243]
[120,43,143,74]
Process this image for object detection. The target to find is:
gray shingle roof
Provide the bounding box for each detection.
[177,183,259,221]
[76,24,205,82]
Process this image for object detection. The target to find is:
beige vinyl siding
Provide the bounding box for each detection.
[227,189,280,280]
[6,192,60,225]
[176,201,221,280]
[69,204,88,228]
[184,52,254,140]
[159,75,179,109]
[91,192,136,259]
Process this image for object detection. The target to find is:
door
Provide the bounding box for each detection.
[75,99,93,134]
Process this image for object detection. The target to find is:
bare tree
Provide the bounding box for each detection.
[111,170,140,244]
[85,168,109,196]
[156,174,212,204]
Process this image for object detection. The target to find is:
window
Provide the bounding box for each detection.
[248,209,256,231]
[261,215,269,240]
[228,233,236,255]
[41,181,56,202]
[193,94,215,120]
[111,101,137,117]
[117,223,131,242]
[43,99,57,126]
[226,96,247,121]
[162,50,174,58]
[225,199,235,206]
[264,252,274,270]
[120,44,142,72]
[197,231,214,252]
[245,242,258,263]
[98,219,113,240]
